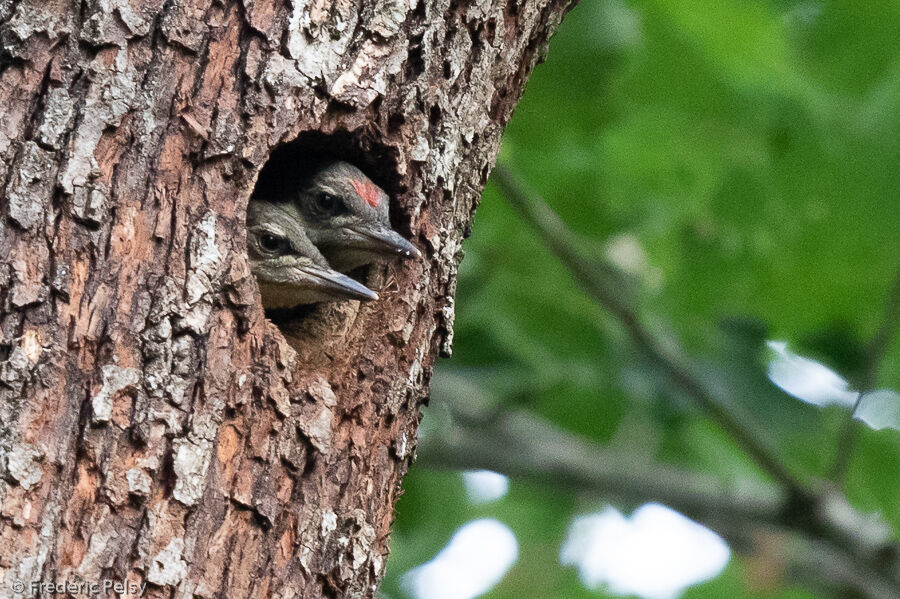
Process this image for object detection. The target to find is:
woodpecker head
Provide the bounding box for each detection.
[294,161,421,271]
[246,199,378,308]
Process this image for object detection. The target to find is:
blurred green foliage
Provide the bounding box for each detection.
[383,1,900,597]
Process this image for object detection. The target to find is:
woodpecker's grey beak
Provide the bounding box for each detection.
[347,226,422,259]
[301,264,379,301]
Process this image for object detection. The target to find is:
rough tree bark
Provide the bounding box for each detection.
[0,1,574,597]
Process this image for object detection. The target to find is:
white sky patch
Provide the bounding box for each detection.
[854,389,900,431]
[401,519,518,599]
[461,470,509,504]
[560,504,730,599]
[766,340,858,407]
[767,341,900,430]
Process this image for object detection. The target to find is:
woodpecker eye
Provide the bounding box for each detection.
[259,233,286,254]
[315,193,344,216]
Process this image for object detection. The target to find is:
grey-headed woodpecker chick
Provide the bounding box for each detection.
[293,161,421,272]
[247,199,378,308]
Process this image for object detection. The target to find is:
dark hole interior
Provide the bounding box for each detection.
[252,131,403,202]
[248,130,403,326]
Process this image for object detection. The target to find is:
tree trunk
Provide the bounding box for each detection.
[0,1,573,597]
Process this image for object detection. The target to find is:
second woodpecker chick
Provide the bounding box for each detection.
[247,199,378,308]
[294,161,421,272]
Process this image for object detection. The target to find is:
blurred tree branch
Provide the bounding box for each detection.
[418,392,899,599]
[421,395,786,525]
[831,267,900,481]
[475,163,900,598]
[863,268,900,387]
[491,164,805,495]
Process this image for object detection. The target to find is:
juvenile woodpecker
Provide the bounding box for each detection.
[247,199,378,307]
[291,161,421,271]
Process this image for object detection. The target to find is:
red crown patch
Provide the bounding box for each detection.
[351,179,381,208]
